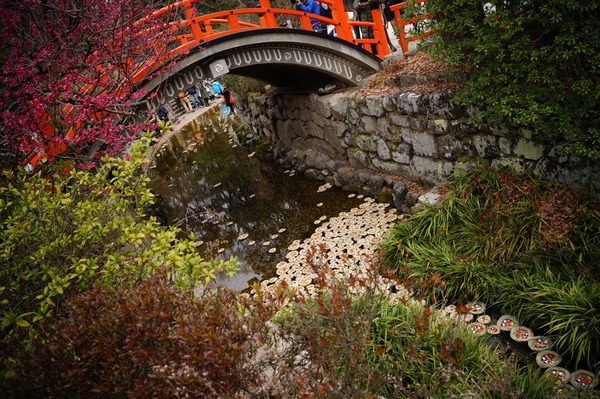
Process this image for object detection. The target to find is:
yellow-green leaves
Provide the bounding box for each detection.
[0,133,231,356]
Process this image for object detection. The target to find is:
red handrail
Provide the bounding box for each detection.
[388,0,434,53]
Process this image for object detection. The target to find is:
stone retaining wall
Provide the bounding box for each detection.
[236,89,599,211]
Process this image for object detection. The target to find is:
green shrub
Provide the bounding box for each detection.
[422,0,600,160]
[370,301,556,398]
[248,245,555,398]
[496,265,600,369]
[0,132,237,379]
[381,165,600,369]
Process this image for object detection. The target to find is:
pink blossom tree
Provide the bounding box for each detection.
[0,0,178,170]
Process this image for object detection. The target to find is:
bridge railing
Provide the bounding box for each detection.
[132,0,392,84]
[388,0,435,53]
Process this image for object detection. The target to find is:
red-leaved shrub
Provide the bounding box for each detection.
[6,271,276,398]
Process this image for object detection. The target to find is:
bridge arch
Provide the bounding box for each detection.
[136,28,382,116]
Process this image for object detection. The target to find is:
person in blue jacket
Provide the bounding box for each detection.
[295,0,323,33]
[211,80,223,97]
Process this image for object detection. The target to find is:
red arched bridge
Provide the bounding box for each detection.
[134,0,431,119]
[25,0,431,169]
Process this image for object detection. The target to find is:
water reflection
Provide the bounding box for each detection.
[149,111,362,291]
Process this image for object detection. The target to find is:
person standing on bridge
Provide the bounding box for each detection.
[196,81,210,107]
[177,90,194,113]
[212,80,224,97]
[295,0,324,34]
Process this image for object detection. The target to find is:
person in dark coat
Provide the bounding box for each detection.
[353,0,394,54]
[154,107,169,136]
[196,81,210,107]
[157,107,169,122]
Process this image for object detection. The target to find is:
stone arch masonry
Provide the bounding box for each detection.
[236,89,599,212]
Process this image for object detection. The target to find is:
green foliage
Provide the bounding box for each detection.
[0,132,237,377]
[496,265,600,369]
[422,0,600,160]
[248,246,555,398]
[381,165,600,369]
[370,301,556,398]
[4,270,272,398]
[264,247,392,398]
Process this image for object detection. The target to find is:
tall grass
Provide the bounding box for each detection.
[381,164,600,370]
[368,301,556,398]
[495,265,600,369]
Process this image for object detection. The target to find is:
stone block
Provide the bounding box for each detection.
[372,158,404,175]
[429,119,449,135]
[391,142,412,164]
[498,137,512,155]
[514,138,546,160]
[409,116,427,132]
[473,135,499,158]
[394,92,424,115]
[361,115,379,134]
[331,95,350,119]
[376,140,392,161]
[491,157,527,172]
[405,131,438,157]
[342,132,356,147]
[355,134,378,152]
[411,156,454,184]
[322,127,344,155]
[306,120,323,139]
[377,118,400,141]
[348,149,369,169]
[437,134,475,160]
[389,113,411,128]
[427,91,465,119]
[360,96,386,117]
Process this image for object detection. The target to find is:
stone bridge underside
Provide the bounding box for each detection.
[138,28,381,113]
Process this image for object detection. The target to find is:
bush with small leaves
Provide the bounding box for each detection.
[422,0,600,160]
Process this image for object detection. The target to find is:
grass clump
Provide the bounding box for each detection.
[381,164,600,370]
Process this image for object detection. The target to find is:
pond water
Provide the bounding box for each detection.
[148,110,363,291]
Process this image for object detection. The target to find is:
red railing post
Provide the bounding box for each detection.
[182,0,203,43]
[325,0,354,42]
[389,0,433,53]
[370,7,389,58]
[258,0,278,27]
